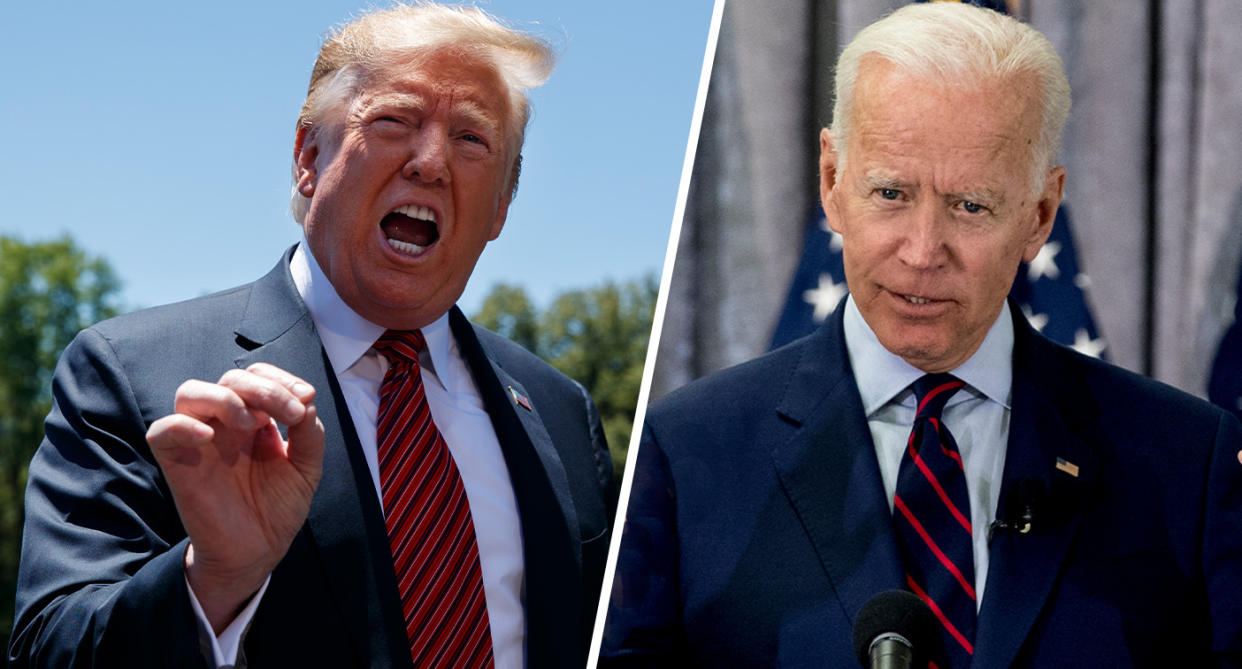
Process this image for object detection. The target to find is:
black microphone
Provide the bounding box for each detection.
[853,590,938,669]
[987,479,1046,542]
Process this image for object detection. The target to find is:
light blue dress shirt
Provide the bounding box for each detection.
[842,296,1013,609]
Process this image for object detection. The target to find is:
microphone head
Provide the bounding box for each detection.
[852,590,939,667]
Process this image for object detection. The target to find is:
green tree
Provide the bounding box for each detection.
[0,236,121,651]
[472,276,657,485]
[473,283,540,353]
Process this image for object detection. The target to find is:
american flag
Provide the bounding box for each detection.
[768,204,1107,359]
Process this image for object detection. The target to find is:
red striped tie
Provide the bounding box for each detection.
[893,374,975,668]
[373,330,494,668]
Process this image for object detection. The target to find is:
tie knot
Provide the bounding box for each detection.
[912,373,965,420]
[373,329,427,366]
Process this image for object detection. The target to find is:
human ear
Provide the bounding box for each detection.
[1021,165,1066,262]
[819,128,845,234]
[293,124,320,198]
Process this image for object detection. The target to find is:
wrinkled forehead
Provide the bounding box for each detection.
[381,55,507,110]
[374,47,508,98]
[356,46,517,142]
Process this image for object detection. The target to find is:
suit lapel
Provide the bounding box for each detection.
[769,305,905,628]
[232,250,409,668]
[449,308,581,668]
[973,308,1102,668]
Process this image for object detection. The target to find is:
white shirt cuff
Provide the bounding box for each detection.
[185,573,271,667]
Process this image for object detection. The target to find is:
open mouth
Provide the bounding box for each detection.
[381,204,439,256]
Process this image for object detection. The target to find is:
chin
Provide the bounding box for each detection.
[879,334,952,368]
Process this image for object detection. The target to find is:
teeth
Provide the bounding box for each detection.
[387,238,428,255]
[394,204,435,222]
[904,295,930,304]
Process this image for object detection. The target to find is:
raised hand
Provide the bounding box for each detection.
[146,362,325,632]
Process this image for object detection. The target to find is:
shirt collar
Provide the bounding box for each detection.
[843,295,1013,415]
[291,240,457,387]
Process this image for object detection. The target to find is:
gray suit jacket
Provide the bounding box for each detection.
[9,248,616,668]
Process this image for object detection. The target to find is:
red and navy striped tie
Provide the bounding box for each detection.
[893,374,975,668]
[374,330,494,668]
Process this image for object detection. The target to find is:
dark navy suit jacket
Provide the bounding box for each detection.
[603,302,1242,667]
[9,248,616,668]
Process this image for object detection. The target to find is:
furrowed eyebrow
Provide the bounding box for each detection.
[860,172,908,191]
[450,100,500,135]
[951,189,1006,207]
[356,93,501,140]
[360,92,429,116]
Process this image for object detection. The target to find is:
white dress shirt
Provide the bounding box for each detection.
[193,242,526,667]
[842,296,1013,608]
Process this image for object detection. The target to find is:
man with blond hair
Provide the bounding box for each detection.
[603,3,1242,667]
[10,4,614,668]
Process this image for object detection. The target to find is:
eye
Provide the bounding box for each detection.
[960,200,986,214]
[455,131,493,154]
[370,116,408,134]
[878,188,901,201]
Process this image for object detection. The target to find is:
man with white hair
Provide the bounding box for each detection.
[10,4,614,668]
[603,3,1242,666]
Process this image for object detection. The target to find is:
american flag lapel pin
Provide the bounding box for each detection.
[509,386,532,411]
[1055,457,1080,477]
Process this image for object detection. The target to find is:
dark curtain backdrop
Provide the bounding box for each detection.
[653,0,1242,400]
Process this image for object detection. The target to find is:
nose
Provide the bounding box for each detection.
[401,127,449,184]
[895,200,947,269]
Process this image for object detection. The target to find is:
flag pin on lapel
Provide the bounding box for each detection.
[509,386,532,412]
[1055,457,1080,477]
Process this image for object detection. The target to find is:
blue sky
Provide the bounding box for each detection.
[1,1,715,316]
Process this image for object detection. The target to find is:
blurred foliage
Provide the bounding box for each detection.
[473,283,540,353]
[0,236,121,652]
[473,276,658,486]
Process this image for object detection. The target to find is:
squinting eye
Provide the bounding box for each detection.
[372,117,408,131]
[878,188,900,200]
[461,133,484,144]
[962,201,984,214]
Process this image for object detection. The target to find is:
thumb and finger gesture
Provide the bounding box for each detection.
[146,362,325,630]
